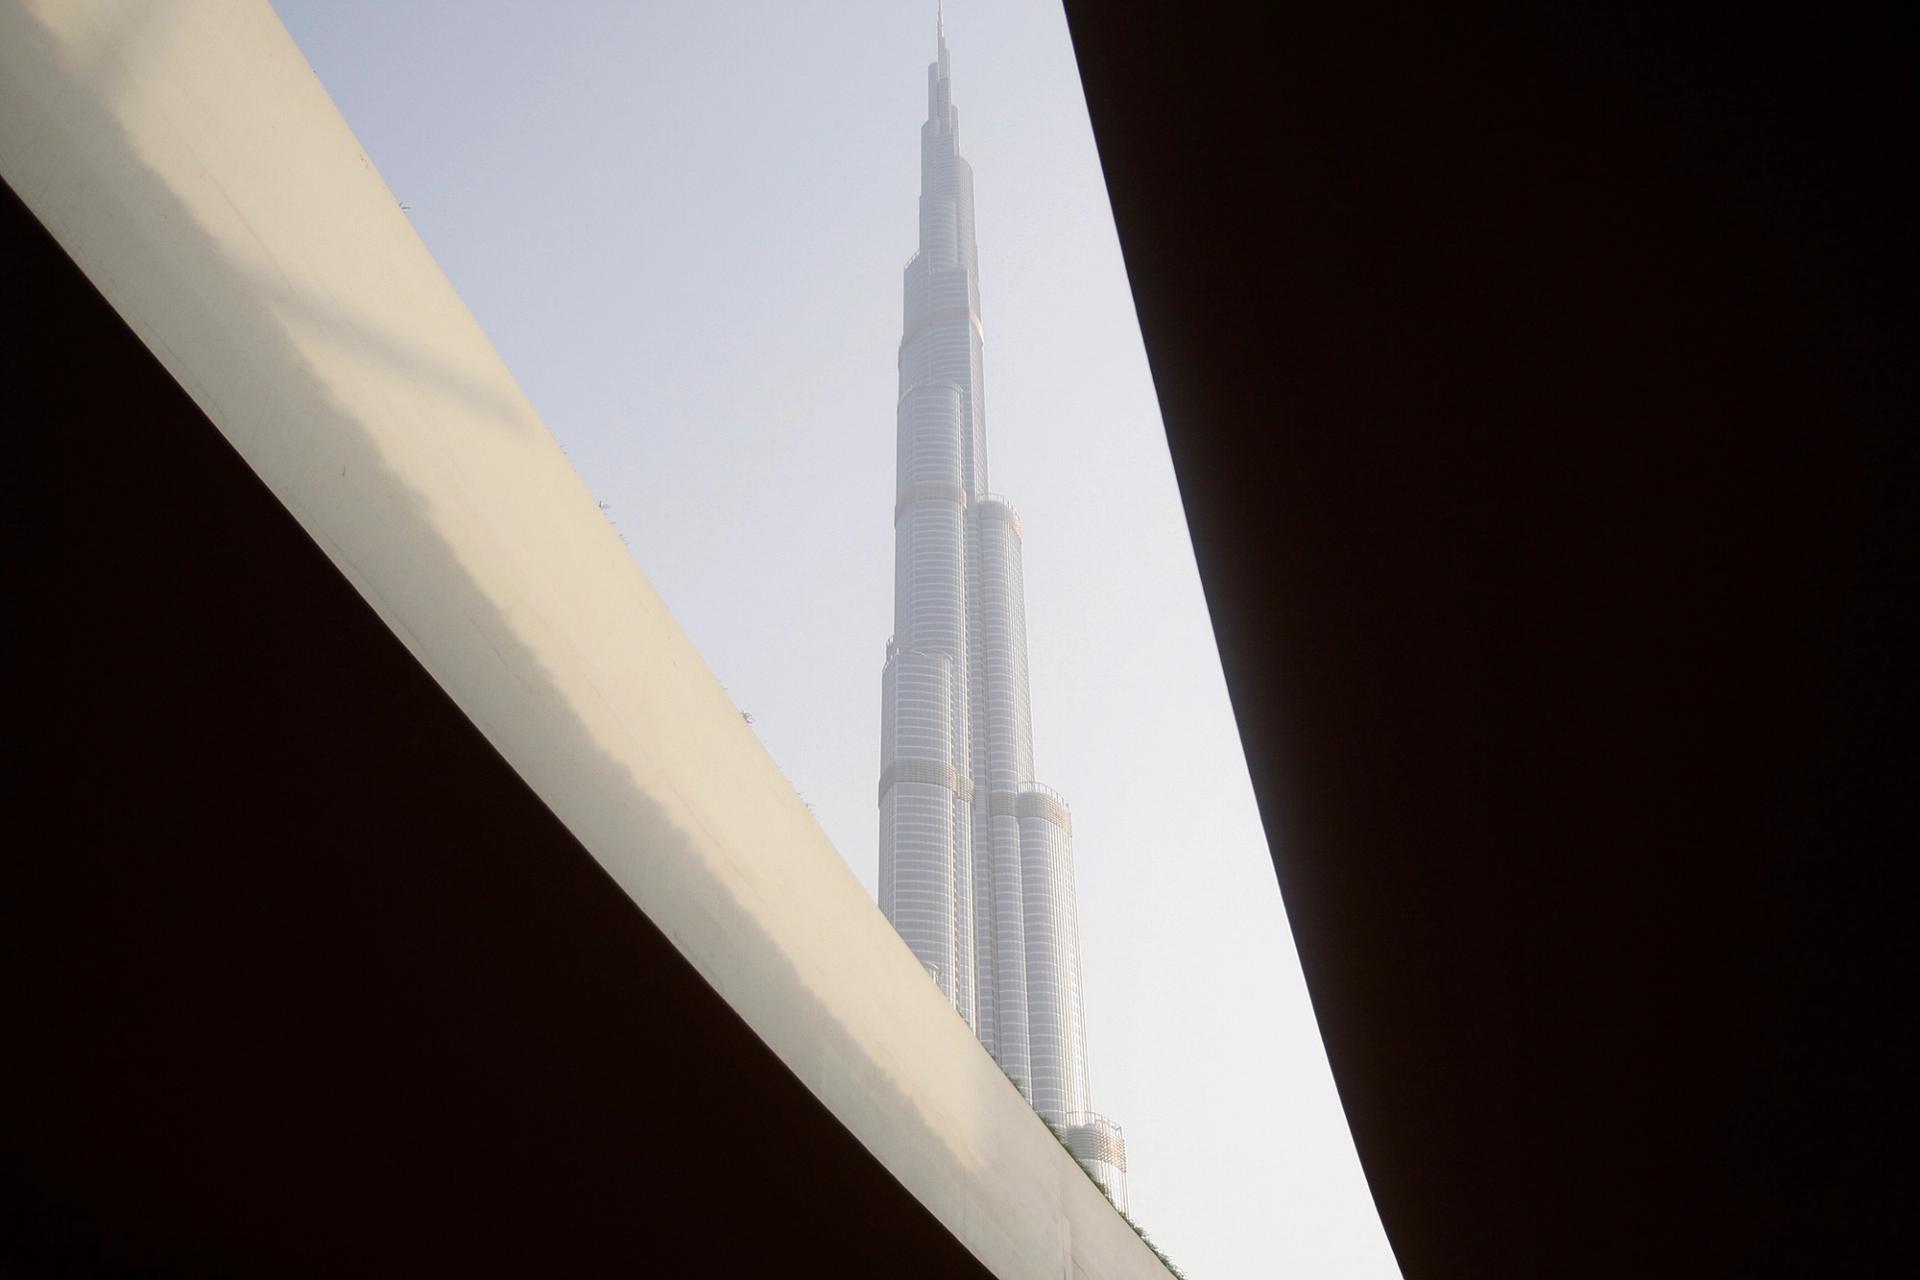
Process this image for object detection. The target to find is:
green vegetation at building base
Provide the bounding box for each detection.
[1044,1120,1189,1280]
[994,1062,1188,1277]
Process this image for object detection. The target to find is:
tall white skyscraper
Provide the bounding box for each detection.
[878,14,1127,1209]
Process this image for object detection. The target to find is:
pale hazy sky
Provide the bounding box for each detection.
[272,4,1400,1276]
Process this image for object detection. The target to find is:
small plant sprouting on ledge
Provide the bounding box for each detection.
[1043,1121,1188,1279]
[990,1062,1187,1278]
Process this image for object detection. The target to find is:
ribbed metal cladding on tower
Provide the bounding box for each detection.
[875,16,1126,1212]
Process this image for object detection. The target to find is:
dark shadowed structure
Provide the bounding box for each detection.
[1062,4,1902,1276]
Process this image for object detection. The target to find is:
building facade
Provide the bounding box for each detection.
[877,15,1127,1211]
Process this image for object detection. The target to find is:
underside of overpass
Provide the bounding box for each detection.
[1062,4,1899,1276]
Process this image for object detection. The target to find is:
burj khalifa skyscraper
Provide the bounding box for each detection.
[877,13,1127,1209]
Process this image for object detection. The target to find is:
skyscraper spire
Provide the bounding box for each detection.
[935,2,950,82]
[877,21,1128,1212]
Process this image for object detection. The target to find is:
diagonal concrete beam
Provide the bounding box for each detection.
[0,3,1170,1275]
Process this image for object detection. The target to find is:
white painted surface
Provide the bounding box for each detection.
[0,3,1171,1275]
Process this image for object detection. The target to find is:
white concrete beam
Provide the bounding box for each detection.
[0,3,1170,1276]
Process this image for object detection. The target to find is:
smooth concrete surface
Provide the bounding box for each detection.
[3,170,999,1276]
[0,4,1168,1276]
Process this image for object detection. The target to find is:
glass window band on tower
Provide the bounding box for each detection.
[877,15,1124,1210]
